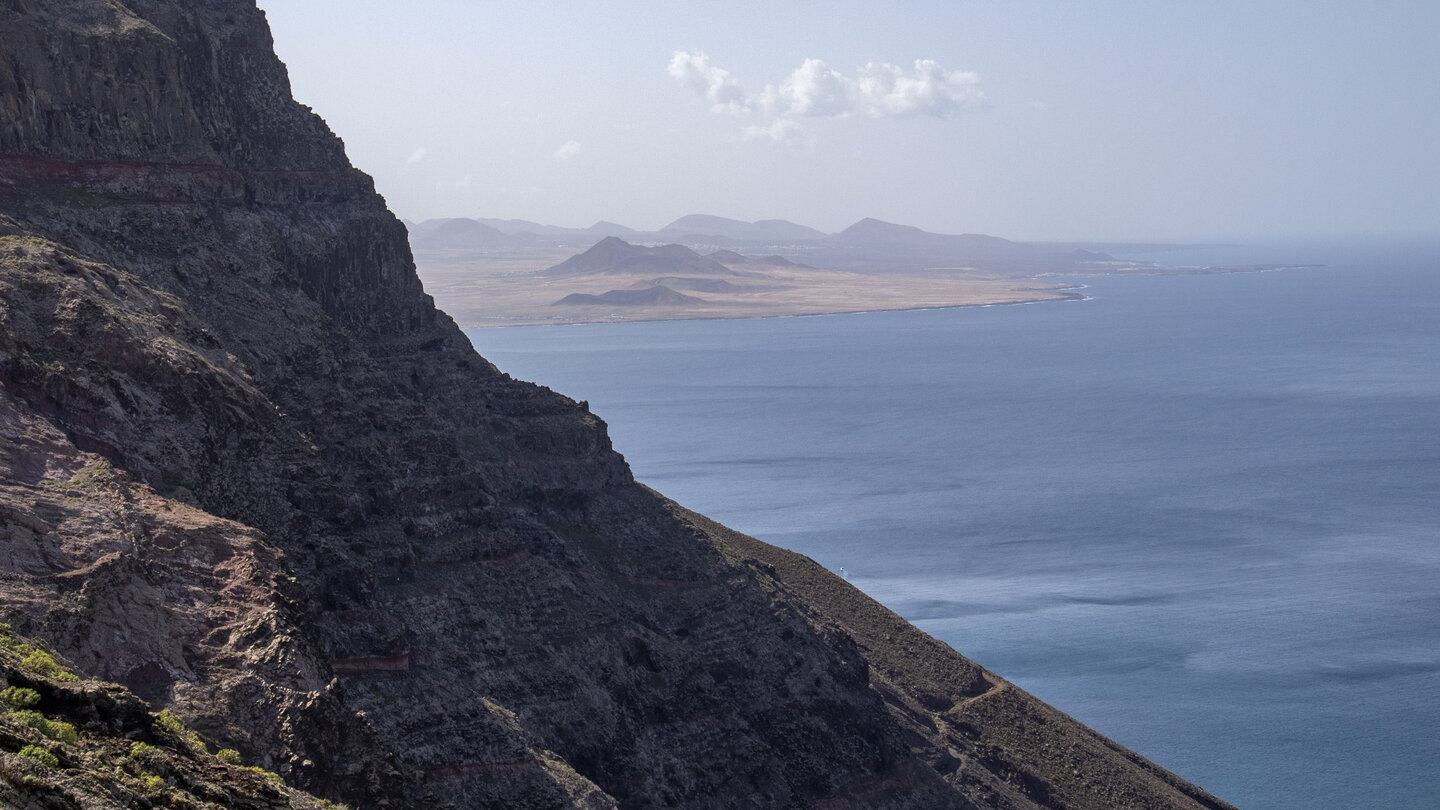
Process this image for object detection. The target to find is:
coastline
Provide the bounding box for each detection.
[418,251,1087,328]
[451,289,1086,328]
[463,290,1090,329]
[415,244,1313,329]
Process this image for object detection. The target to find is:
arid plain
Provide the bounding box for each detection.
[414,245,1079,327]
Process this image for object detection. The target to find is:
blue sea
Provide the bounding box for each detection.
[464,238,1440,810]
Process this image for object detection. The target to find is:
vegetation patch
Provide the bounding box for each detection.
[154,708,206,752]
[245,764,286,784]
[0,686,40,709]
[17,744,59,768]
[0,614,331,807]
[19,649,79,681]
[11,709,77,744]
[0,626,81,682]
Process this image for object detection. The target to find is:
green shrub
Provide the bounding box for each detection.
[43,719,76,744]
[20,649,78,681]
[154,709,185,735]
[244,765,284,784]
[154,709,204,750]
[0,686,41,709]
[130,740,160,762]
[10,709,77,743]
[13,708,47,732]
[215,748,242,765]
[17,744,59,768]
[143,773,166,791]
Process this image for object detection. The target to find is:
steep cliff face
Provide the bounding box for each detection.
[0,2,1236,809]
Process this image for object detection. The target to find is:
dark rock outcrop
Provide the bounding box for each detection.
[0,2,1237,809]
[0,623,332,809]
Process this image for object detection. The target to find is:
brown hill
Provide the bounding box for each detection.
[555,286,706,306]
[542,236,739,277]
[0,3,1235,809]
[410,217,511,249]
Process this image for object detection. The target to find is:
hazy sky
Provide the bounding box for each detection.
[255,0,1440,241]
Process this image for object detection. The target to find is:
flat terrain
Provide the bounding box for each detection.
[415,247,1080,327]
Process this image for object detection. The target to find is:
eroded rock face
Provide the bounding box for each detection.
[0,2,1236,809]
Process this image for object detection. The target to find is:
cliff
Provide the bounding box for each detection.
[0,2,1237,808]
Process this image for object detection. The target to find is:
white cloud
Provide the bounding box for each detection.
[403,147,428,168]
[852,59,985,118]
[761,58,852,117]
[741,119,802,143]
[554,140,582,161]
[667,51,753,117]
[670,51,987,140]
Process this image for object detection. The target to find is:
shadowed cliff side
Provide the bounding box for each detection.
[0,1,1236,808]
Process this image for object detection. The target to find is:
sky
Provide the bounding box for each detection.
[254,0,1440,242]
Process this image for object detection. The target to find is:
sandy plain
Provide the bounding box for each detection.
[414,248,1080,328]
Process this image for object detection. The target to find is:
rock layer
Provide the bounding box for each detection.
[0,2,1236,808]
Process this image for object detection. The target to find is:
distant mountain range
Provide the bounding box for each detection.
[657,214,828,243]
[406,213,831,250]
[407,214,1215,275]
[409,212,905,248]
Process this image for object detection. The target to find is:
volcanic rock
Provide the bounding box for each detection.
[0,2,1236,809]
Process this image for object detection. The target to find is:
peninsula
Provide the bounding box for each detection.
[410,216,1294,327]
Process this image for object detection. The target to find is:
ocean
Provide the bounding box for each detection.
[463,238,1440,810]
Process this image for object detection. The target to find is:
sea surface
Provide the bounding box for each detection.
[463,238,1440,810]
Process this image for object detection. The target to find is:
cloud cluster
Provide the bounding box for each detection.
[668,51,987,140]
[667,51,752,117]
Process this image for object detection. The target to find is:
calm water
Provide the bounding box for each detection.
[464,239,1440,810]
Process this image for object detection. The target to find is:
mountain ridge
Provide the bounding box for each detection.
[409,215,1133,274]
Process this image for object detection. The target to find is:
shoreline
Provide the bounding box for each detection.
[421,250,1319,329]
[452,289,1087,328]
[415,246,1092,329]
[436,276,1089,329]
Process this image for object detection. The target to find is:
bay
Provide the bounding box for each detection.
[464,239,1440,810]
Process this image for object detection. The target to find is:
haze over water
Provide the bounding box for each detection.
[466,239,1440,810]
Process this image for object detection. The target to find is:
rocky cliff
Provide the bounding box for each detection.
[0,2,1237,808]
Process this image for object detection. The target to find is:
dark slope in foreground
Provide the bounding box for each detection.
[0,2,1236,808]
[0,624,330,809]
